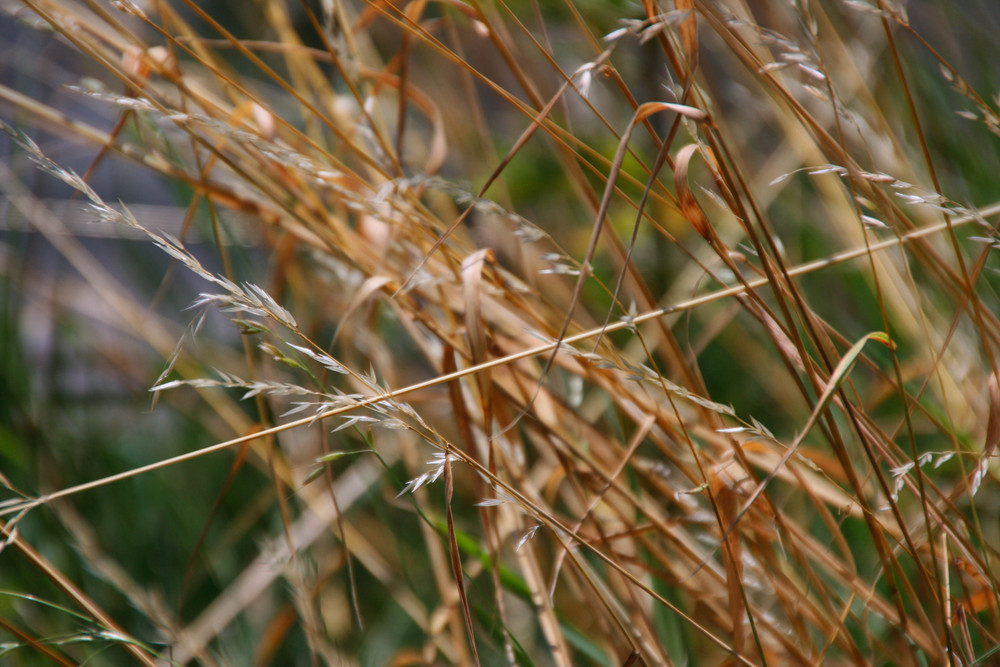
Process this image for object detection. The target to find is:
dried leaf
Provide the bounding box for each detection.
[674,144,712,239]
[675,0,698,76]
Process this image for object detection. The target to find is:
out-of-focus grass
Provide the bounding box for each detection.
[2,1,1000,665]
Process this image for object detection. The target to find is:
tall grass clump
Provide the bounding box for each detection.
[2,0,1000,664]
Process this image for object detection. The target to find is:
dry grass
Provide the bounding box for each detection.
[2,0,1000,664]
